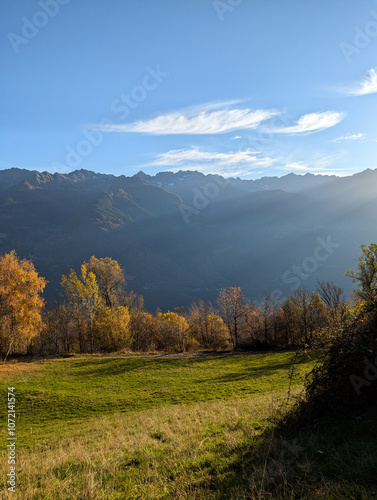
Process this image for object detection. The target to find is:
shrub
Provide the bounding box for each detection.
[286,308,377,425]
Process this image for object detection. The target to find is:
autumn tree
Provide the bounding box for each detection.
[218,286,247,350]
[39,305,64,355]
[123,290,145,311]
[294,289,311,345]
[93,306,131,352]
[188,301,230,349]
[281,290,328,347]
[130,310,158,351]
[307,292,327,345]
[121,290,157,352]
[282,295,300,345]
[257,291,273,345]
[61,265,100,353]
[38,305,75,355]
[156,311,190,352]
[85,256,125,308]
[204,311,230,349]
[345,243,377,306]
[242,303,261,343]
[0,251,46,360]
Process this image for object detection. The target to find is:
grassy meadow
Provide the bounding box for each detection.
[1,351,376,499]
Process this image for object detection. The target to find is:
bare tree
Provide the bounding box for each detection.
[316,280,343,322]
[218,286,247,350]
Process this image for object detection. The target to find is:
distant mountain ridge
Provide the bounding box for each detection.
[0,167,376,309]
[135,169,337,195]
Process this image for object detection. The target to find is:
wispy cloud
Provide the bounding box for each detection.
[148,147,274,177]
[282,161,310,172]
[92,101,278,135]
[274,111,344,134]
[280,150,350,176]
[281,163,349,176]
[344,68,377,96]
[332,133,364,143]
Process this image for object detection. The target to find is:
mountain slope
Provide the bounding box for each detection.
[0,167,376,309]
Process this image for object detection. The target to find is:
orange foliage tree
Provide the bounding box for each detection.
[0,251,46,360]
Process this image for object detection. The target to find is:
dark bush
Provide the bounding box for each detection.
[286,309,377,425]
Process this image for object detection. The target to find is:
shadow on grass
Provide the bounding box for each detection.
[196,354,315,385]
[192,415,377,499]
[67,357,153,376]
[67,352,316,379]
[68,356,208,377]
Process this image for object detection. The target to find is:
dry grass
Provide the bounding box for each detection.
[0,361,43,377]
[1,393,288,499]
[3,390,375,499]
[1,353,375,498]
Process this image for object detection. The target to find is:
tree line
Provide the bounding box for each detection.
[1,244,375,360]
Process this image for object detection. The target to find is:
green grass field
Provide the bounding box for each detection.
[1,351,376,499]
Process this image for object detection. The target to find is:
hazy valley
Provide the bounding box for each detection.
[0,167,376,309]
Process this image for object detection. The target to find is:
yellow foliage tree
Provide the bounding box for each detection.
[205,312,230,349]
[157,311,189,352]
[188,301,230,349]
[0,251,46,360]
[93,306,131,352]
[61,264,100,352]
[130,310,158,351]
[85,256,125,308]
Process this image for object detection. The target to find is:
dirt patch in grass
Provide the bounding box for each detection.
[0,361,43,377]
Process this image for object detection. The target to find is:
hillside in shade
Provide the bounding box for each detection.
[0,167,376,309]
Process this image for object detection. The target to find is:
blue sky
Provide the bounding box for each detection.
[1,0,377,179]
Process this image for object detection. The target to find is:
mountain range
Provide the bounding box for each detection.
[0,167,376,310]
